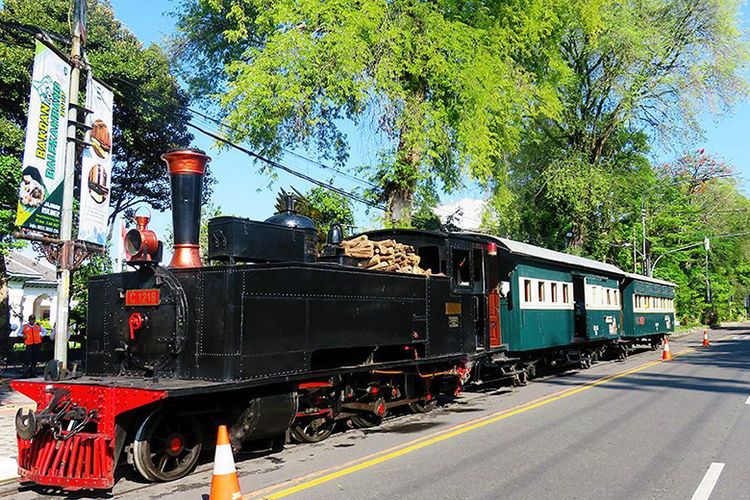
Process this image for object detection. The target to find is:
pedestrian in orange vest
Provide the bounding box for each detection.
[22,315,45,378]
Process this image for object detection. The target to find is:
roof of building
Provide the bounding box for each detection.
[623,272,677,288]
[6,252,57,284]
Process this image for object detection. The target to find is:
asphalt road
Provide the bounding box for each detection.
[4,326,749,500]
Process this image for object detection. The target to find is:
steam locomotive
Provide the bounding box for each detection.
[11,148,676,491]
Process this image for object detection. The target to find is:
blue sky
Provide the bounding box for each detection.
[110,0,749,241]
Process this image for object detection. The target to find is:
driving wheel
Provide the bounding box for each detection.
[133,409,203,482]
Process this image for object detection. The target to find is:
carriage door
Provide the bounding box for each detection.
[488,286,502,348]
[573,276,587,339]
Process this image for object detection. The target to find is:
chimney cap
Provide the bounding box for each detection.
[164,147,208,156]
[161,148,211,175]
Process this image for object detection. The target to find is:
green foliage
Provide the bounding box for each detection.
[70,253,111,325]
[0,0,195,221]
[0,154,22,252]
[173,0,574,224]
[303,187,354,238]
[485,0,749,324]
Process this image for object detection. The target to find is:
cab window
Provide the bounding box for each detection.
[452,250,471,286]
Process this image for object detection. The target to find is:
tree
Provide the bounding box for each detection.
[540,0,747,164]
[302,187,354,239]
[489,0,748,250]
[172,0,573,225]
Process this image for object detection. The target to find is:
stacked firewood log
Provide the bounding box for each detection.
[341,235,433,275]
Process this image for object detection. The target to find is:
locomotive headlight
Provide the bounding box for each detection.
[124,213,162,263]
[124,228,143,257]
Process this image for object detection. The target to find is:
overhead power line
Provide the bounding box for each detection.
[185,106,378,189]
[187,122,385,211]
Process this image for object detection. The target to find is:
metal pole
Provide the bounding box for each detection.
[52,26,82,367]
[632,228,637,273]
[705,244,711,304]
[641,197,648,276]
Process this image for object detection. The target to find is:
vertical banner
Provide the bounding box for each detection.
[15,41,71,235]
[77,73,114,245]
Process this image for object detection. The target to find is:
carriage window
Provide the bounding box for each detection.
[563,284,569,303]
[538,282,545,302]
[606,289,612,305]
[472,249,483,282]
[417,246,440,274]
[551,283,558,303]
[452,250,471,286]
[524,279,532,302]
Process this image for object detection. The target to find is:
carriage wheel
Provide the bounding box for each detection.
[408,398,437,414]
[350,414,384,428]
[525,363,537,381]
[133,409,203,482]
[511,366,528,387]
[291,417,334,443]
[618,346,629,360]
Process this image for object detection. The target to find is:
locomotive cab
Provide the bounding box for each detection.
[361,229,506,355]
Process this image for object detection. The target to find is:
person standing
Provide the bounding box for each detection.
[22,315,45,378]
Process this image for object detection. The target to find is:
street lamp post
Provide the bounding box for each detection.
[53,8,84,367]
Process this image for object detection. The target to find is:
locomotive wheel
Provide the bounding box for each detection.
[291,417,334,443]
[408,398,437,414]
[350,414,383,428]
[133,409,203,482]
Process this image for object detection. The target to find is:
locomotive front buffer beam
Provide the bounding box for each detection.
[11,380,167,490]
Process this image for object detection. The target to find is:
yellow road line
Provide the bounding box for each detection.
[248,344,699,499]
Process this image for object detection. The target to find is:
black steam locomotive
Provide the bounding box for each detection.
[11,149,504,489]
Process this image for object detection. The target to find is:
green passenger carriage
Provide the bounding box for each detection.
[620,273,676,348]
[488,237,628,368]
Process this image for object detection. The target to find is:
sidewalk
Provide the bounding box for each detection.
[0,376,36,483]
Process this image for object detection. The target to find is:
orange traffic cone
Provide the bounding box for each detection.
[702,329,710,346]
[662,337,673,361]
[209,425,242,500]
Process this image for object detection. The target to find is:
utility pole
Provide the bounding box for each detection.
[704,237,711,303]
[53,1,85,367]
[641,202,648,276]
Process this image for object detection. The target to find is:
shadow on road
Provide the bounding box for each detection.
[541,339,750,396]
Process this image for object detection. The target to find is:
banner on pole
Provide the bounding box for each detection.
[15,41,71,236]
[77,73,114,246]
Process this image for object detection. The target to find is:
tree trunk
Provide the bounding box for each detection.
[383,83,424,227]
[0,253,9,337]
[387,187,414,226]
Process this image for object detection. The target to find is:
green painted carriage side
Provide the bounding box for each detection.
[501,263,624,352]
[502,264,576,352]
[621,279,676,339]
[582,275,622,341]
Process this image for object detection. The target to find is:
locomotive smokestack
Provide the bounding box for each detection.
[161,148,211,268]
